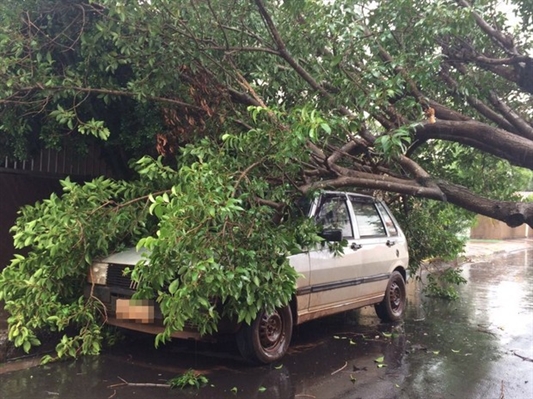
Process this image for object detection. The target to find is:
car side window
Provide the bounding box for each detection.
[350,199,386,238]
[376,202,399,236]
[316,197,353,238]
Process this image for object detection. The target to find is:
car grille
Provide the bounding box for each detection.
[107,264,139,290]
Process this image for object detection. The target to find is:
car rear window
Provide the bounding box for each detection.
[376,202,399,236]
[350,200,386,238]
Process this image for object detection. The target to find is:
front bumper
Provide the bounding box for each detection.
[84,284,240,341]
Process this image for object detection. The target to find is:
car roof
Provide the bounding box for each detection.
[320,190,375,200]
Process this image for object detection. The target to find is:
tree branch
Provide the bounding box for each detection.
[487,91,533,140]
[299,175,444,199]
[2,85,203,111]
[455,0,518,54]
[438,67,516,131]
[300,171,533,229]
[254,0,365,127]
[416,120,533,169]
[438,182,533,227]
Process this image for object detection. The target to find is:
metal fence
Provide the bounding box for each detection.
[0,143,112,178]
[0,143,114,270]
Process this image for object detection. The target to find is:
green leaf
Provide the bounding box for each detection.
[320,123,332,134]
[23,340,31,353]
[168,279,179,294]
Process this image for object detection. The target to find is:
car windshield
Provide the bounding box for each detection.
[279,196,313,224]
[294,196,312,217]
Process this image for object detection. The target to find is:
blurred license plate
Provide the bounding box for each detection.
[115,299,154,323]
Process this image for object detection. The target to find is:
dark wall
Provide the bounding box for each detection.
[0,172,62,270]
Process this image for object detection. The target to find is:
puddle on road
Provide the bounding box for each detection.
[1,250,532,399]
[0,308,410,399]
[401,250,533,399]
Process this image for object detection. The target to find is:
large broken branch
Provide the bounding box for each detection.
[299,171,533,228]
[416,121,533,169]
[438,182,533,227]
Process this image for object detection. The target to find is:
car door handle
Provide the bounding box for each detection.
[351,243,362,251]
[386,240,396,247]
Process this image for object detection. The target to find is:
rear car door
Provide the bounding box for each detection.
[348,195,400,300]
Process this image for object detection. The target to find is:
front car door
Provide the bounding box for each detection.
[306,193,364,314]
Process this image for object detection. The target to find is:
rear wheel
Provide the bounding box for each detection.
[236,306,293,364]
[374,271,406,322]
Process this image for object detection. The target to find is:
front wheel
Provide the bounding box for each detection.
[236,306,293,364]
[374,271,407,322]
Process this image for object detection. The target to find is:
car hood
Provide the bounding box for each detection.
[100,247,150,265]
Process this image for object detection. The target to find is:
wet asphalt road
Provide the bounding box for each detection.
[1,250,532,399]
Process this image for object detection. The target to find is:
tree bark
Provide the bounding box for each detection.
[416,121,533,169]
[438,182,533,228]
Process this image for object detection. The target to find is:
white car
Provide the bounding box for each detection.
[86,191,409,364]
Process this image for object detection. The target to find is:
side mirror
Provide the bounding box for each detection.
[319,229,343,242]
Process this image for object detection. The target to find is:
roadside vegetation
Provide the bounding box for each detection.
[0,0,531,359]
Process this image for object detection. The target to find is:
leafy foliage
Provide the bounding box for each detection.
[424,268,467,301]
[0,122,324,357]
[393,199,472,272]
[168,369,208,389]
[0,174,158,358]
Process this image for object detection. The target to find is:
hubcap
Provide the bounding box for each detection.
[259,311,283,348]
[389,282,402,314]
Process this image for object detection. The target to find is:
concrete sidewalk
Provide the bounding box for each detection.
[461,237,533,260]
[1,238,533,364]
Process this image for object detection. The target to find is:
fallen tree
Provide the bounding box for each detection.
[0,0,531,358]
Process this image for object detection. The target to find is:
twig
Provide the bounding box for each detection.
[331,361,348,375]
[295,395,317,398]
[107,376,171,389]
[511,351,533,362]
[499,380,505,399]
[107,383,127,389]
[476,328,496,337]
[107,382,171,388]
[124,383,171,388]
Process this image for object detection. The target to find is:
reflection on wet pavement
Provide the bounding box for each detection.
[0,250,532,399]
[401,249,533,399]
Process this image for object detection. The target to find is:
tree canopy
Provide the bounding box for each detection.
[1,0,532,223]
[0,0,532,359]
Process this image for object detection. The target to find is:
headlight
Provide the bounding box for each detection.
[87,262,109,285]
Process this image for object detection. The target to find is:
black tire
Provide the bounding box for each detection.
[236,306,293,364]
[374,271,407,322]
